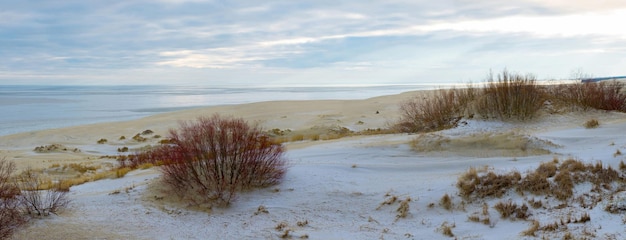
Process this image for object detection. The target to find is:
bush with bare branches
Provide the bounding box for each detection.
[550,80,626,112]
[396,87,473,133]
[475,70,544,120]
[142,115,287,205]
[15,169,71,216]
[0,158,27,239]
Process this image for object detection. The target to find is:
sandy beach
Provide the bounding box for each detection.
[4,89,626,239]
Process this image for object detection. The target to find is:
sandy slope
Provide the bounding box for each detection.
[5,90,626,239]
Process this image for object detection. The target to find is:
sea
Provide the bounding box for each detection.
[0,84,444,137]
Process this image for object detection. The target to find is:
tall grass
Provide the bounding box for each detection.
[550,80,626,111]
[476,70,544,120]
[396,88,473,132]
[397,70,626,133]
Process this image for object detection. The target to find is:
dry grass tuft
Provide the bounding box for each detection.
[377,194,398,210]
[439,221,455,237]
[521,220,540,237]
[396,197,411,220]
[255,205,269,215]
[439,193,453,211]
[115,167,132,178]
[493,200,529,220]
[584,119,600,128]
[458,169,520,200]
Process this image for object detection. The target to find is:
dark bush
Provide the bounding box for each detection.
[0,158,27,239]
[136,115,287,205]
[15,169,71,216]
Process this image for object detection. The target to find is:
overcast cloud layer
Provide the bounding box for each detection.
[1,0,625,86]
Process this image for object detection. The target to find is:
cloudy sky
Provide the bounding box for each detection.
[1,0,625,86]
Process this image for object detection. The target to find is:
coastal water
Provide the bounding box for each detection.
[0,84,440,136]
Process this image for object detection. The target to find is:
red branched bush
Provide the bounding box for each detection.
[138,115,287,205]
[552,80,626,112]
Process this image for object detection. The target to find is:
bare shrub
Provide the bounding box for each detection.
[396,88,468,133]
[0,158,27,239]
[15,168,71,216]
[142,115,287,205]
[551,80,626,112]
[475,70,544,120]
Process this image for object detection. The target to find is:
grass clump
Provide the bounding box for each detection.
[396,197,411,220]
[457,168,520,199]
[476,70,544,121]
[439,193,453,211]
[584,119,600,128]
[439,221,455,237]
[493,200,529,220]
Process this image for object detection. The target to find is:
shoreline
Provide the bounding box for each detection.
[0,89,428,171]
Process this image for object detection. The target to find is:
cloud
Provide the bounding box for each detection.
[1,0,626,85]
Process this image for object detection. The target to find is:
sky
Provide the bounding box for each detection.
[1,0,625,86]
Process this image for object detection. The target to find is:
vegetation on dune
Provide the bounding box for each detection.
[0,157,71,239]
[458,157,626,237]
[396,69,626,134]
[121,114,287,206]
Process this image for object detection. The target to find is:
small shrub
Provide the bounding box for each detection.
[551,80,626,112]
[145,115,287,205]
[584,119,600,128]
[97,138,108,144]
[0,158,27,239]
[475,70,544,120]
[15,168,71,216]
[396,88,468,133]
[141,129,154,135]
[117,146,129,152]
[119,136,126,140]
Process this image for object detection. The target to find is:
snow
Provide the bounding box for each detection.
[12,113,626,240]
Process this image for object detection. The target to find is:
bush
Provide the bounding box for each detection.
[551,80,626,112]
[396,88,472,133]
[142,115,287,205]
[475,70,544,120]
[0,158,26,239]
[15,168,71,216]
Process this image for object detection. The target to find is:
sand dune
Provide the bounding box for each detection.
[5,89,626,239]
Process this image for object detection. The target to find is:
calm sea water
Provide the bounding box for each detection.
[0,84,438,136]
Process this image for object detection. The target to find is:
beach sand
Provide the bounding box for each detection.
[5,89,626,239]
